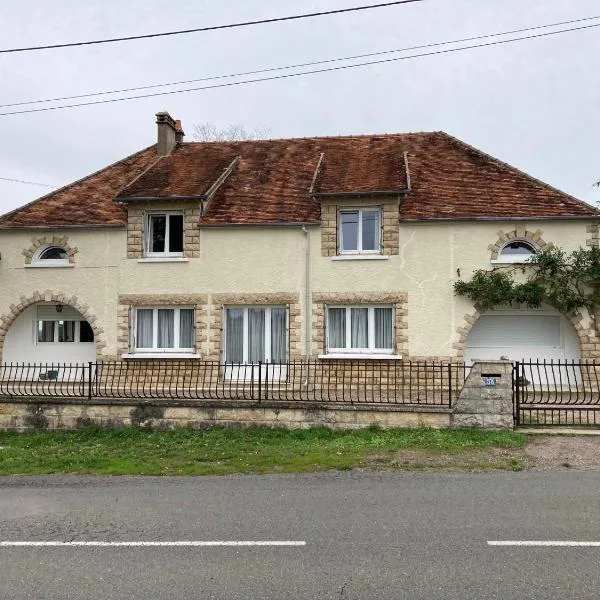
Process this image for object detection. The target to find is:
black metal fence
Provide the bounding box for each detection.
[514,360,600,426]
[0,360,467,407]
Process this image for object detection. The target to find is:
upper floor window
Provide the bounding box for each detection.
[326,305,394,354]
[339,208,381,254]
[497,241,536,264]
[33,245,69,266]
[145,212,184,257]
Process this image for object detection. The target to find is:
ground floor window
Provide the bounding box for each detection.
[225,306,288,364]
[326,305,394,353]
[134,307,195,352]
[36,319,95,343]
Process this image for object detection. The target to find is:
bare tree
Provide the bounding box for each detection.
[192,123,271,142]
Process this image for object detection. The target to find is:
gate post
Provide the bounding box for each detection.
[452,360,514,428]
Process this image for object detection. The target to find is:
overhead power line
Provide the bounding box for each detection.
[3,14,598,109]
[0,176,56,188]
[1,19,598,117]
[0,0,424,54]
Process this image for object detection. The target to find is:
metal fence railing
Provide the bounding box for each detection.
[0,360,467,407]
[514,360,600,426]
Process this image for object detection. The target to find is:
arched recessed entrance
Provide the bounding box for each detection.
[464,307,581,364]
[3,303,96,364]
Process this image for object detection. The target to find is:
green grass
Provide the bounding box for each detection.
[0,426,527,476]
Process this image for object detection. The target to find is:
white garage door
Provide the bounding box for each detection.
[465,312,580,364]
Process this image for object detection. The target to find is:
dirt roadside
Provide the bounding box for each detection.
[372,435,600,472]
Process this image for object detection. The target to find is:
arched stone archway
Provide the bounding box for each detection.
[0,291,106,362]
[453,305,592,361]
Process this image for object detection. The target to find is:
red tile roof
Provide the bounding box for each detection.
[0,132,596,228]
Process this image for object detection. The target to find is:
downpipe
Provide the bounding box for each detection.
[302,225,311,387]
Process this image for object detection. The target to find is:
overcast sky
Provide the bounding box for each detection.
[0,0,598,215]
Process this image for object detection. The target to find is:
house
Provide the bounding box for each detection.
[0,112,598,376]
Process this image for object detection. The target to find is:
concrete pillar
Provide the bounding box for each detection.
[452,360,514,429]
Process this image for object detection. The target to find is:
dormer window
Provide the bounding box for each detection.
[32,245,70,266]
[145,212,184,257]
[495,241,537,264]
[339,208,381,254]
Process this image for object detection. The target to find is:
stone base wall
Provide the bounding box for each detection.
[0,400,450,431]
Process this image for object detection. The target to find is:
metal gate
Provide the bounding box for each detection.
[514,360,600,427]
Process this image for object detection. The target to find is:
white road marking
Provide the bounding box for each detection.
[489,541,600,547]
[0,541,306,547]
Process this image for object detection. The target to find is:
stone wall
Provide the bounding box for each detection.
[0,400,451,431]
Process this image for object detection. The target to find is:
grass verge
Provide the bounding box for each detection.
[0,426,527,476]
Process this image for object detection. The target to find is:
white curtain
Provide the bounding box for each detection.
[271,308,287,363]
[179,309,194,348]
[248,308,265,363]
[226,308,244,363]
[351,308,368,348]
[158,309,174,348]
[136,309,153,348]
[328,308,346,348]
[374,307,393,349]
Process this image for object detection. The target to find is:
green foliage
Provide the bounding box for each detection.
[0,427,525,475]
[454,246,600,318]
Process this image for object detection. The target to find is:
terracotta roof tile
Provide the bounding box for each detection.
[0,132,596,229]
[0,146,158,228]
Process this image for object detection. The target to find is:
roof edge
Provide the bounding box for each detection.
[401,215,600,223]
[0,144,157,225]
[439,132,599,216]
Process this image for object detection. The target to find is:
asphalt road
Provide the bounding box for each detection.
[1,470,600,599]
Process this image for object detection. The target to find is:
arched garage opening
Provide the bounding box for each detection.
[3,303,96,366]
[464,307,580,364]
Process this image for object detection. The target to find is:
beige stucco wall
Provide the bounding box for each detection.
[0,219,595,361]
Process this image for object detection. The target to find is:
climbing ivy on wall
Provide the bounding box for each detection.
[454,247,600,327]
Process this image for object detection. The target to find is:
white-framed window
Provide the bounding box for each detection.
[33,245,70,266]
[326,305,394,354]
[338,208,381,254]
[224,306,288,364]
[134,307,195,352]
[36,320,94,344]
[145,212,184,257]
[494,241,537,264]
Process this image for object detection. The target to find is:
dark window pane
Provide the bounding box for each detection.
[500,242,535,256]
[169,214,184,253]
[58,321,75,342]
[150,215,166,253]
[340,212,359,251]
[39,246,67,260]
[80,321,94,343]
[37,321,55,342]
[362,211,379,251]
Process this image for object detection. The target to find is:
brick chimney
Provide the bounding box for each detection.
[156,112,179,156]
[175,119,185,144]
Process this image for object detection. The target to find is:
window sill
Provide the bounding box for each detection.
[137,258,189,263]
[24,263,74,268]
[318,353,402,360]
[122,353,200,359]
[330,255,389,261]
